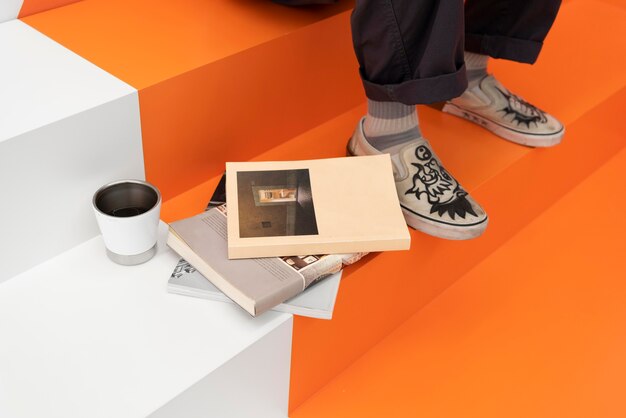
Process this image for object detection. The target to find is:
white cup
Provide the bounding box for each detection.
[92,179,162,265]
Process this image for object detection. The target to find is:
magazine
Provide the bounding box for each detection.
[168,258,343,319]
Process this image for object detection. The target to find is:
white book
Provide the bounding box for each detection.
[167,258,342,320]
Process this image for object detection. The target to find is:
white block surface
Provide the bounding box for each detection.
[0,20,145,282]
[149,321,292,418]
[0,0,22,23]
[0,223,292,418]
[0,20,137,141]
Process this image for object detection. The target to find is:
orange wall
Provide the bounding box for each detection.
[18,0,83,18]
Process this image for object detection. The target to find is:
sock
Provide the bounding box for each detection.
[464,51,489,89]
[363,99,421,153]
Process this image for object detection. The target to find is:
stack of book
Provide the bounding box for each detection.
[167,156,410,319]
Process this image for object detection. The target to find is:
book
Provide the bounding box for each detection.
[225,155,411,259]
[168,258,343,319]
[168,205,362,316]
[167,174,368,317]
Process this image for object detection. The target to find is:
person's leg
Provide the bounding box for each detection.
[464,0,561,87]
[443,0,564,147]
[351,0,467,105]
[348,0,488,240]
[271,0,336,5]
[464,51,489,89]
[464,0,562,64]
[352,0,463,151]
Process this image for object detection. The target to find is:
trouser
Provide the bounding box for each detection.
[276,0,562,104]
[353,0,562,104]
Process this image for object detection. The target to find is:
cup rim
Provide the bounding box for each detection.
[92,179,162,219]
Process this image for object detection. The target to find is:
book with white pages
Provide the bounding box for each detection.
[166,174,368,317]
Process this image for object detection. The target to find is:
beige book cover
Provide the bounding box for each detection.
[226,155,411,259]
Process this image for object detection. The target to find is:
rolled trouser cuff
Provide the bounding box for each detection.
[465,33,543,64]
[272,0,336,5]
[361,64,468,105]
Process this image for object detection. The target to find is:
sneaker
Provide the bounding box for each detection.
[441,75,565,147]
[347,118,488,240]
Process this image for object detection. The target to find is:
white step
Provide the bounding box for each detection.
[0,222,292,418]
[0,20,144,283]
[0,0,22,23]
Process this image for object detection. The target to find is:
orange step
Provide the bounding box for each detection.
[23,0,362,200]
[289,0,625,406]
[290,145,626,418]
[295,88,625,410]
[162,82,625,411]
[18,0,83,17]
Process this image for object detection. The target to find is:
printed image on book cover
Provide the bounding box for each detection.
[236,169,318,239]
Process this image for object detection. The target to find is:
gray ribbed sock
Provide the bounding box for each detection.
[464,51,489,89]
[363,99,421,153]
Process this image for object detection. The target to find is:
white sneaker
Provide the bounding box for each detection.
[442,75,565,147]
[347,118,488,240]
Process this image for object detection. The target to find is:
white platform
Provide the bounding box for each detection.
[0,0,22,23]
[0,20,145,282]
[0,223,293,418]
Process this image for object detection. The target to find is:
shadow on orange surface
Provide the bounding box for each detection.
[18,0,82,18]
[22,0,355,89]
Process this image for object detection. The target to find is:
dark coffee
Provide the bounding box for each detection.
[109,206,150,217]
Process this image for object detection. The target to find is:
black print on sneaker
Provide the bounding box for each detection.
[497,87,547,128]
[462,111,488,127]
[405,145,478,220]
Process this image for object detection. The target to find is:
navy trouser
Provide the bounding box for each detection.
[275,0,562,104]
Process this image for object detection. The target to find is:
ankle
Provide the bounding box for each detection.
[363,99,422,152]
[364,99,418,137]
[464,51,489,89]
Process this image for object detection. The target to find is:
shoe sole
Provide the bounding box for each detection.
[436,102,565,148]
[346,142,488,241]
